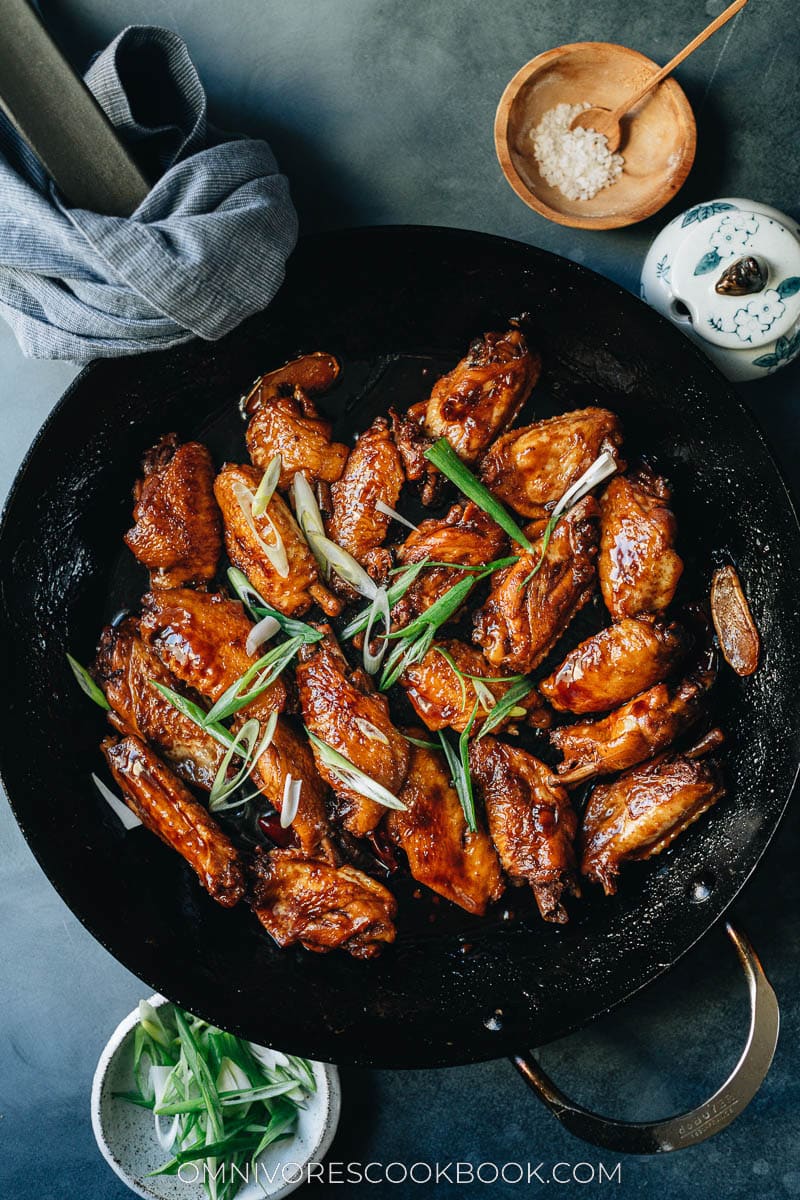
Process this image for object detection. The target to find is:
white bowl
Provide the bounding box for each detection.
[91,995,341,1200]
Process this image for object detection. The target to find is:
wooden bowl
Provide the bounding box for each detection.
[495,42,696,230]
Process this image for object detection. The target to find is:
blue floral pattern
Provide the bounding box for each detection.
[681,201,737,228]
[655,255,671,283]
[752,328,800,371]
[694,214,760,276]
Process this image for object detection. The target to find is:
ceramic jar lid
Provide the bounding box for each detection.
[669,202,800,350]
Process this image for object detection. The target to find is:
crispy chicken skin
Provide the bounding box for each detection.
[139,589,332,857]
[599,468,684,620]
[392,502,507,629]
[473,496,599,674]
[417,329,541,464]
[388,741,504,915]
[469,737,579,923]
[400,639,551,734]
[102,735,245,907]
[124,434,222,589]
[95,618,225,790]
[326,416,405,590]
[579,732,726,895]
[250,847,396,959]
[214,463,341,618]
[539,617,687,715]
[241,352,341,417]
[480,408,624,519]
[550,658,714,784]
[296,628,410,838]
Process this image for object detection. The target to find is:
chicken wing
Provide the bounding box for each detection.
[95,618,225,790]
[140,589,331,857]
[244,353,348,490]
[400,639,551,733]
[480,408,624,519]
[599,467,683,620]
[469,737,579,923]
[539,616,687,715]
[392,502,507,629]
[387,740,504,914]
[214,463,341,617]
[326,416,405,591]
[418,328,541,463]
[102,735,245,907]
[550,658,714,784]
[124,434,222,589]
[473,496,599,674]
[250,847,396,959]
[296,628,409,838]
[579,732,725,894]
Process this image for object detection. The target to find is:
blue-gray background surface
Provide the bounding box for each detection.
[1,1,799,1197]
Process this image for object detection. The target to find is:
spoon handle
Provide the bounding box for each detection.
[611,0,749,123]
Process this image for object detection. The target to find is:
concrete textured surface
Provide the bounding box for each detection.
[1,1,798,1197]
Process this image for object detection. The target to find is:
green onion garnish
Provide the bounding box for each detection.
[476,677,534,739]
[66,653,110,710]
[424,437,533,551]
[203,636,303,725]
[208,712,277,812]
[251,453,281,517]
[148,681,238,752]
[340,557,430,640]
[305,729,407,811]
[438,701,480,832]
[227,567,323,644]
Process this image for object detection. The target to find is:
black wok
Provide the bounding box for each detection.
[1,227,798,1074]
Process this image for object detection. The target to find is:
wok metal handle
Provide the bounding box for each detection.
[511,923,779,1154]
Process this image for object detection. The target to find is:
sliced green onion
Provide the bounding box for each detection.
[340,558,429,639]
[232,478,289,579]
[291,470,326,545]
[362,586,391,674]
[306,729,407,811]
[379,624,436,691]
[91,772,142,830]
[518,450,619,588]
[148,681,237,752]
[306,529,378,598]
[402,733,439,750]
[375,498,417,531]
[245,613,280,657]
[433,645,467,707]
[424,437,532,551]
[208,713,277,812]
[471,678,497,713]
[227,567,323,643]
[354,717,390,745]
[279,775,302,828]
[66,653,110,709]
[477,677,534,739]
[438,702,479,832]
[251,454,282,517]
[203,636,303,725]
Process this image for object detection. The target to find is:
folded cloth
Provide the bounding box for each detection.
[0,25,298,361]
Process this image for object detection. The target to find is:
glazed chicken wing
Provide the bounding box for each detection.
[480,408,624,519]
[140,589,332,857]
[550,659,714,784]
[326,416,405,590]
[580,732,725,894]
[102,735,245,907]
[95,618,225,790]
[244,353,348,490]
[214,463,341,617]
[418,328,541,463]
[124,434,222,589]
[473,496,599,674]
[387,740,504,915]
[400,639,551,734]
[599,467,683,620]
[470,737,579,923]
[296,628,410,838]
[539,616,687,715]
[392,502,507,629]
[250,847,396,959]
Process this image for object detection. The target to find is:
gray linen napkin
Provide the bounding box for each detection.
[0,25,298,361]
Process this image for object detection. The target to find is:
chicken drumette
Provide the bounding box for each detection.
[470,737,580,923]
[103,735,246,907]
[479,407,624,519]
[599,467,683,620]
[473,496,599,674]
[580,731,725,895]
[388,740,504,915]
[325,415,405,591]
[124,434,222,589]
[539,616,687,715]
[296,628,409,838]
[214,462,341,617]
[243,353,349,490]
[250,847,397,959]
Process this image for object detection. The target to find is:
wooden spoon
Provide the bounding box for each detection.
[570,0,749,152]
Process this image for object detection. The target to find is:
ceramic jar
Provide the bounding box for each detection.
[641,198,800,381]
